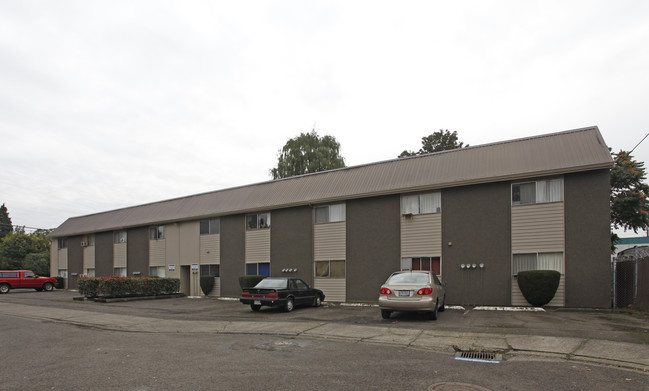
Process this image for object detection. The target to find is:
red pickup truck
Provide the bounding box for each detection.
[0,270,58,294]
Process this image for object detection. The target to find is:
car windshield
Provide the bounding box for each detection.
[254,278,287,289]
[387,272,430,284]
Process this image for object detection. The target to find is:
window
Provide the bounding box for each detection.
[58,239,67,249]
[315,204,346,224]
[512,179,563,205]
[200,219,220,235]
[58,269,68,278]
[200,264,220,277]
[149,226,165,240]
[290,279,309,289]
[513,252,564,276]
[24,271,35,278]
[0,272,18,278]
[113,267,127,277]
[149,266,165,277]
[401,257,441,275]
[315,260,346,278]
[81,235,95,246]
[85,269,95,277]
[246,213,270,230]
[246,262,270,276]
[114,231,127,244]
[402,193,441,215]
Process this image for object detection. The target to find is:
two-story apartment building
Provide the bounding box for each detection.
[49,126,613,307]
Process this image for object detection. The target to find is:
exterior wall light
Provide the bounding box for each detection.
[479,263,485,269]
[472,264,477,269]
[460,264,465,269]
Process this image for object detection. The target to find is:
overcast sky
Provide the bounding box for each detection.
[1,1,648,236]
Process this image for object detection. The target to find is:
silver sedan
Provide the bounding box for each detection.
[378,270,446,320]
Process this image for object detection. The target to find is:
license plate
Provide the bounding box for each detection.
[254,300,261,305]
[398,290,410,297]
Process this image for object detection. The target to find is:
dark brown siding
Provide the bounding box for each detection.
[271,206,314,285]
[346,195,400,302]
[221,215,245,296]
[442,182,512,305]
[95,232,113,277]
[67,235,83,289]
[127,227,149,276]
[565,169,611,307]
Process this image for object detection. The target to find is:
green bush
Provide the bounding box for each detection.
[517,270,561,307]
[238,275,265,289]
[78,277,181,298]
[78,278,100,297]
[200,276,215,295]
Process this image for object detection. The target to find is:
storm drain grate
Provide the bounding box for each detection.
[454,351,502,363]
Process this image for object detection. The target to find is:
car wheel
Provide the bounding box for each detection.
[42,282,54,292]
[439,295,446,312]
[284,297,294,312]
[428,300,438,320]
[250,304,261,311]
[381,309,392,319]
[0,283,10,294]
[312,294,322,307]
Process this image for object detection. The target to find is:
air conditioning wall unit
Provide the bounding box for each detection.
[80,241,88,247]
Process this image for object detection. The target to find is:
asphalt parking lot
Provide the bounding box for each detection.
[2,289,648,345]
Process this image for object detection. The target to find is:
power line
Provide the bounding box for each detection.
[0,222,51,231]
[630,132,649,153]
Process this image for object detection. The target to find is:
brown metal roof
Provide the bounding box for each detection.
[50,126,612,238]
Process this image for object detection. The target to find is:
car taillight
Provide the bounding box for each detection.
[265,292,279,298]
[379,287,392,295]
[417,288,433,295]
[241,291,251,297]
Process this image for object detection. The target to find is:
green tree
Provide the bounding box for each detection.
[611,150,649,252]
[399,129,468,158]
[0,203,12,240]
[0,229,51,272]
[270,130,346,179]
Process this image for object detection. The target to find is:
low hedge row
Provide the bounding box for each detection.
[78,277,180,298]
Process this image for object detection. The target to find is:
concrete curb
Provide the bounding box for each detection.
[0,302,647,373]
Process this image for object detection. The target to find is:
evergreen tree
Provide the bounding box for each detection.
[0,203,12,240]
[611,150,649,251]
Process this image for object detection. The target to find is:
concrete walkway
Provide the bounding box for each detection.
[1,301,647,373]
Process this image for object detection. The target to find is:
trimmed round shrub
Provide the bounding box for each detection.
[53,276,65,289]
[238,275,265,289]
[517,270,561,307]
[200,276,215,296]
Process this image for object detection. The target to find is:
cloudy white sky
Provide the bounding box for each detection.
[1,1,648,235]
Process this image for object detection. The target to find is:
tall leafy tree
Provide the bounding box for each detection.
[0,203,12,240]
[399,129,468,158]
[611,150,649,251]
[270,130,346,179]
[0,229,52,272]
